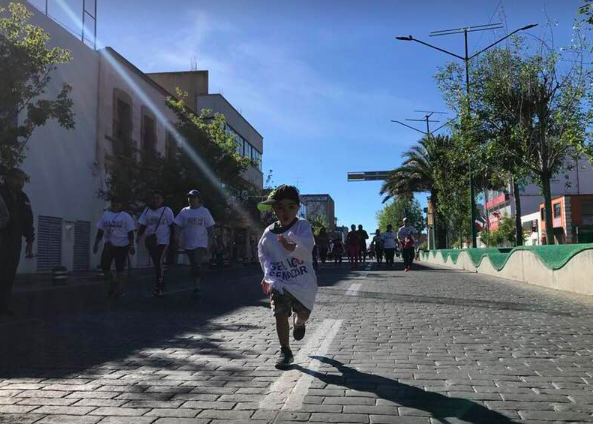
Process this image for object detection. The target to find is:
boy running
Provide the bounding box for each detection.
[93,199,135,298]
[174,190,216,297]
[257,185,318,370]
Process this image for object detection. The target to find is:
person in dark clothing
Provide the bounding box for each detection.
[357,225,369,264]
[0,169,35,315]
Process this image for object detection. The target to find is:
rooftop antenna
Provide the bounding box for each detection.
[391,110,450,136]
[81,0,98,50]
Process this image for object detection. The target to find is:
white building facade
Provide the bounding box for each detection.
[8,2,265,274]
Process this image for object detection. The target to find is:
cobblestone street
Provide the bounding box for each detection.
[1,262,593,424]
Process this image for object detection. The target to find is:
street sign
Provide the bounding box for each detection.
[347,171,391,182]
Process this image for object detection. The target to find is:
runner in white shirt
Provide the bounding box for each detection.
[93,199,135,298]
[398,218,417,272]
[258,185,318,370]
[137,190,175,297]
[381,225,397,268]
[175,189,216,297]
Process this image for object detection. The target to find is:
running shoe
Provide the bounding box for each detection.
[275,347,294,370]
[153,288,164,298]
[293,322,306,341]
[404,266,409,272]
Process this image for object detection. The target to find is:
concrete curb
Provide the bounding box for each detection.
[421,249,593,296]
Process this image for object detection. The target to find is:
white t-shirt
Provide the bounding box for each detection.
[381,231,397,249]
[174,206,215,250]
[96,210,135,247]
[258,218,318,311]
[398,225,417,241]
[138,206,175,245]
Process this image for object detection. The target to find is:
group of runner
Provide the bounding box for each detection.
[347,219,417,271]
[94,189,216,299]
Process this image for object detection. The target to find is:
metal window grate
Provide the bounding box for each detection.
[73,221,91,272]
[37,216,63,272]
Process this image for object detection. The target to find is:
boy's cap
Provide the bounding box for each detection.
[187,189,201,198]
[257,185,300,212]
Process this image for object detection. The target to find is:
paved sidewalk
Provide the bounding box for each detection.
[1,261,593,423]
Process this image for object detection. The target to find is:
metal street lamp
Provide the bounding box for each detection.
[395,23,538,249]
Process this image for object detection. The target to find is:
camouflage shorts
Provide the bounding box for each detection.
[270,289,310,318]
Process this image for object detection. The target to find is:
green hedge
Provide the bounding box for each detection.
[423,244,593,271]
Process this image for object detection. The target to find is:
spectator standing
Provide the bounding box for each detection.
[0,169,35,315]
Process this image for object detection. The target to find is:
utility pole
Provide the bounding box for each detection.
[396,22,538,249]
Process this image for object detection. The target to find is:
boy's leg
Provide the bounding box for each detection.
[275,314,290,347]
[271,291,291,347]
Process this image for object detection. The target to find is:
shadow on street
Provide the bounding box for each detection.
[297,356,518,424]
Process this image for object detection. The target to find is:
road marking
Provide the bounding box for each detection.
[345,283,362,296]
[259,318,343,411]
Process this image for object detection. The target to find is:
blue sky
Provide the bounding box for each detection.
[41,0,584,232]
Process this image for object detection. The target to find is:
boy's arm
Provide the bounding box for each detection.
[288,222,315,260]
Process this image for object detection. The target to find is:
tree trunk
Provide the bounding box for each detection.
[430,191,448,249]
[484,189,490,247]
[541,172,554,245]
[512,176,523,246]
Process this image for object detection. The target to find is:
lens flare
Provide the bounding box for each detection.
[51,0,261,229]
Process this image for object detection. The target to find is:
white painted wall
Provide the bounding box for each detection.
[3,1,103,274]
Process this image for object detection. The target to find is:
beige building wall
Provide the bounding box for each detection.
[147,71,209,114]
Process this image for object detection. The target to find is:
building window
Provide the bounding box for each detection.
[553,203,561,218]
[112,89,132,156]
[541,208,545,220]
[141,107,157,153]
[165,131,177,162]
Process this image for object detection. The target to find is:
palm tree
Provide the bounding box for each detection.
[380,135,451,248]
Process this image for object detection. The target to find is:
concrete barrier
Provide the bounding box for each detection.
[421,246,593,296]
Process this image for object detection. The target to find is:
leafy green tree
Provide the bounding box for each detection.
[100,90,256,222]
[0,2,75,172]
[376,196,425,235]
[436,35,589,245]
[379,136,448,248]
[309,214,329,236]
[480,214,526,247]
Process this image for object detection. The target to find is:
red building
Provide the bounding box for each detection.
[539,195,593,244]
